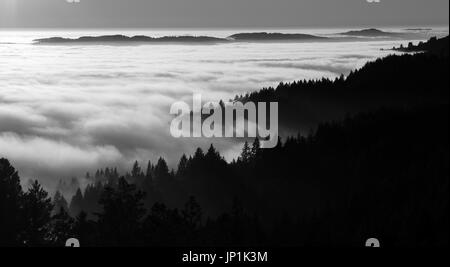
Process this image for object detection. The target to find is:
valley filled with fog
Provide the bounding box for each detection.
[0,27,447,193]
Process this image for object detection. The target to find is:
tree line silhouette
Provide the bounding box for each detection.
[1,104,448,247]
[1,38,448,247]
[392,36,449,56]
[235,37,449,133]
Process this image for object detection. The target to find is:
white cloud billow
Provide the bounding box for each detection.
[0,30,408,191]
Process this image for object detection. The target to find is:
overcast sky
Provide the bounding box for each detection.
[0,0,449,29]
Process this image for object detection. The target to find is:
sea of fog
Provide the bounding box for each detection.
[0,27,448,191]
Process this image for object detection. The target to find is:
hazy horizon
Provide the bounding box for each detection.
[1,0,448,29]
[1,24,449,30]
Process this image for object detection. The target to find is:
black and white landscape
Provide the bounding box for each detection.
[0,0,449,248]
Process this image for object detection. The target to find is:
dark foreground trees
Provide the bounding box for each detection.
[0,158,23,246]
[1,43,448,247]
[0,104,448,247]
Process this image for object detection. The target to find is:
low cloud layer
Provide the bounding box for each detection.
[0,30,416,191]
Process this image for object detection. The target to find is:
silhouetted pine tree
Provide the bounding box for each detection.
[52,191,69,216]
[145,160,153,180]
[177,154,188,178]
[21,180,53,246]
[240,141,251,163]
[69,188,83,217]
[0,158,23,246]
[154,158,170,181]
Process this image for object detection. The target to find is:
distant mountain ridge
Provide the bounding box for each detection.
[341,28,405,37]
[35,32,328,44]
[228,32,328,41]
[34,35,229,44]
[34,28,419,45]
